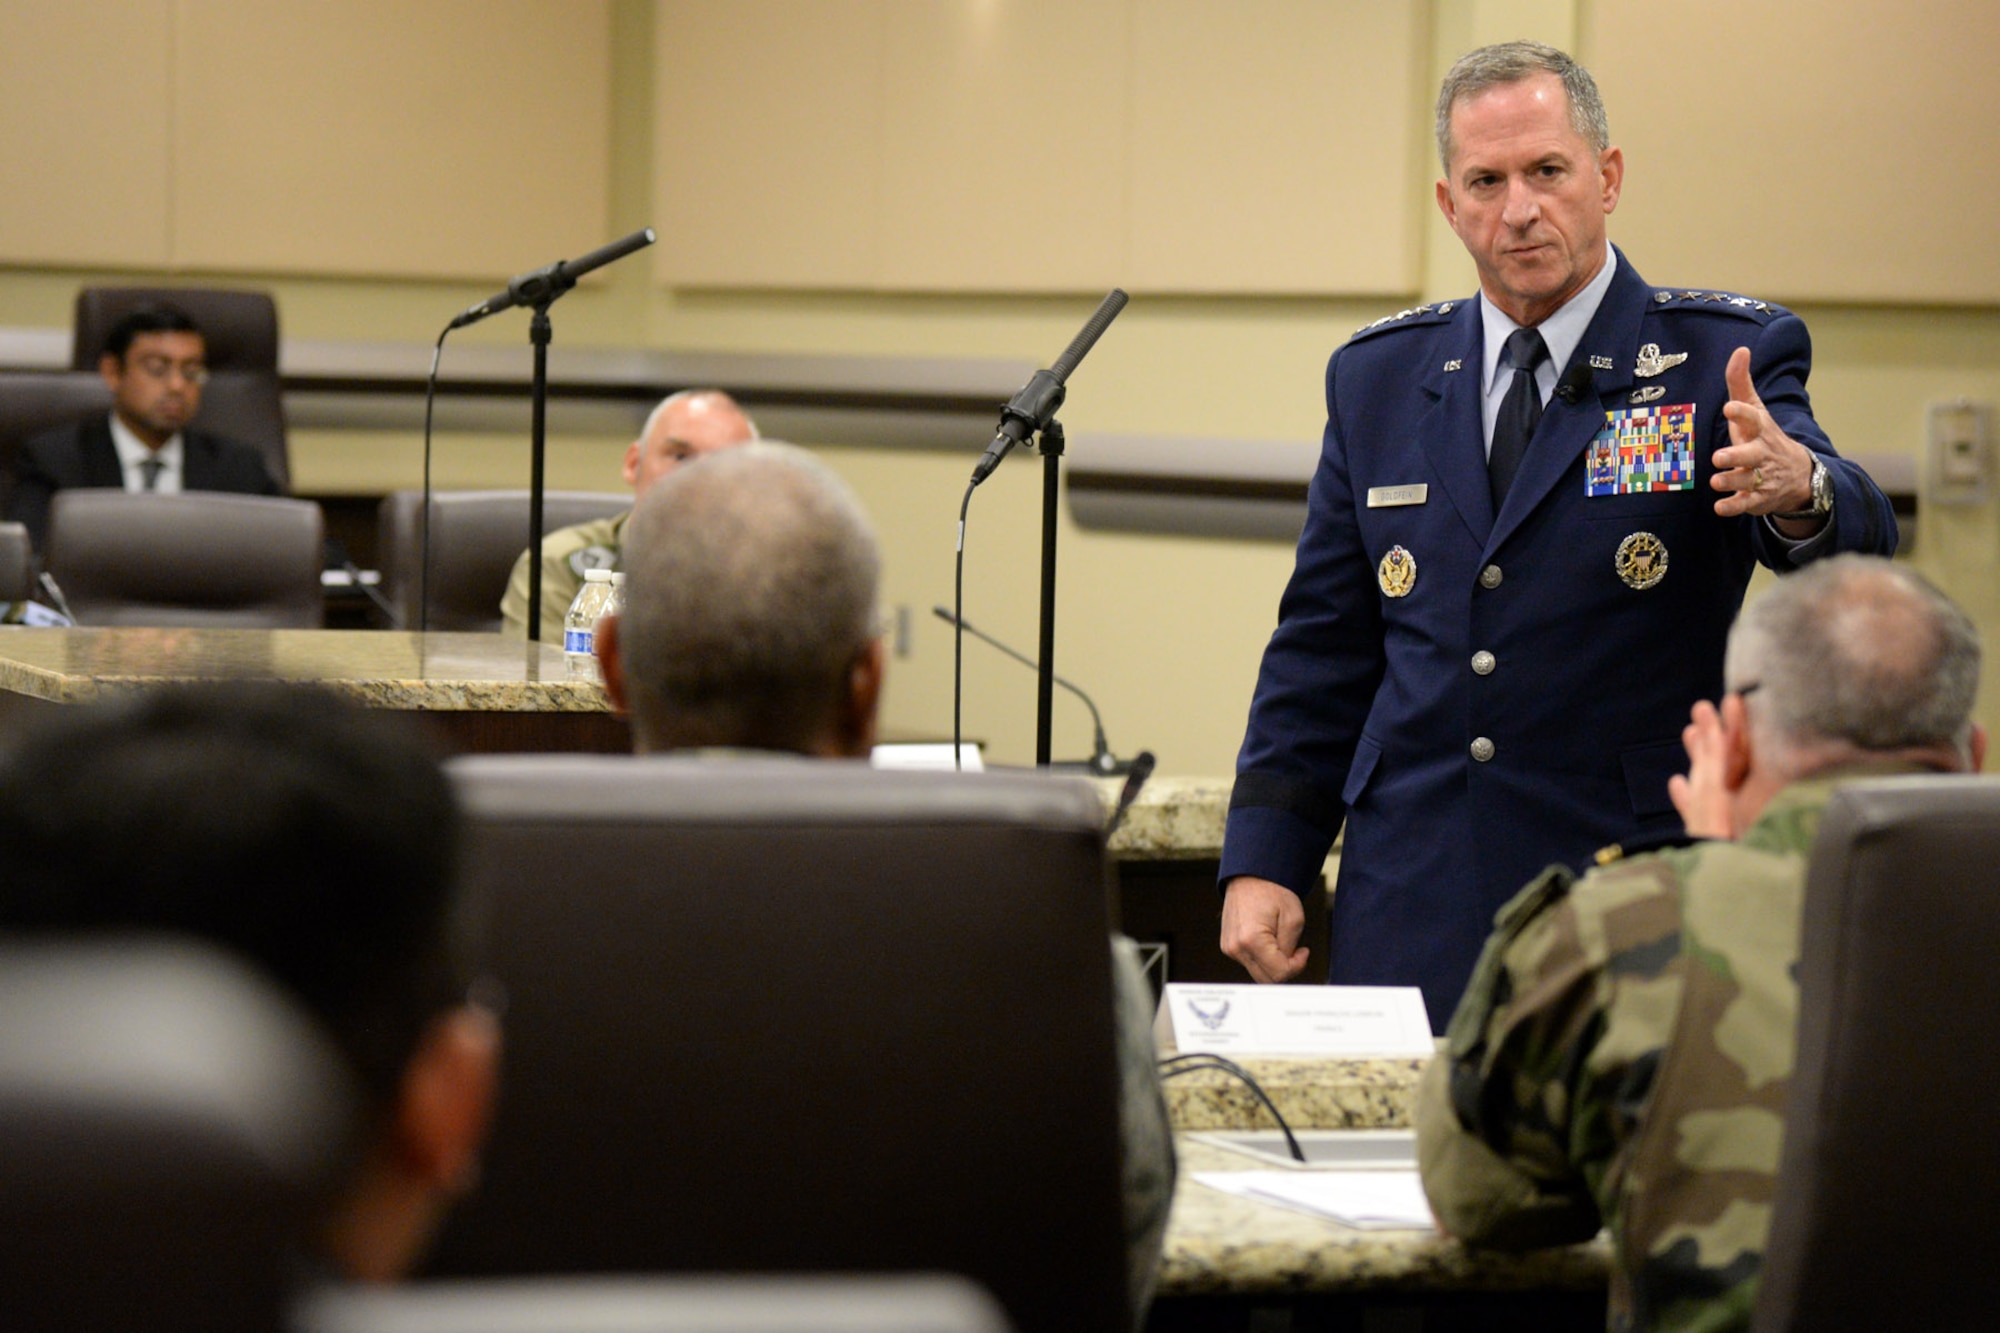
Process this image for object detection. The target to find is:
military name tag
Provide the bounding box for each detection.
[1366,484,1428,508]
[1587,404,1696,498]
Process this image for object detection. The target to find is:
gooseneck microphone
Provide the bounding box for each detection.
[970,288,1129,486]
[933,605,1131,775]
[447,228,658,330]
[1554,361,1594,405]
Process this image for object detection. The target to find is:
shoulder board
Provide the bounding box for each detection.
[1649,288,1790,320]
[1593,828,1708,866]
[1351,299,1463,339]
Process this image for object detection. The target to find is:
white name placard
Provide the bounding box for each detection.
[1165,984,1433,1057]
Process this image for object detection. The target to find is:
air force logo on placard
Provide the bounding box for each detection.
[1188,997,1232,1031]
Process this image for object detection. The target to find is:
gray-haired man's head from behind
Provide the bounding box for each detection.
[608,441,884,757]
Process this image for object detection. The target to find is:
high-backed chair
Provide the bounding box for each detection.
[430,756,1129,1333]
[376,489,631,631]
[1754,775,2000,1332]
[0,371,115,527]
[47,490,325,627]
[296,1274,1015,1333]
[70,286,290,490]
[0,938,359,1333]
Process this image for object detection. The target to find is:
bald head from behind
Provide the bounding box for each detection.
[597,442,884,757]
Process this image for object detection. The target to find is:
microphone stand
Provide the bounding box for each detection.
[525,306,552,642]
[1035,419,1064,767]
[443,228,656,643]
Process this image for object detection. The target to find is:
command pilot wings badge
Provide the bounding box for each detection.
[1633,343,1689,378]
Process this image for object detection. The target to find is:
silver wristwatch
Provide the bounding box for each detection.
[1775,459,1833,522]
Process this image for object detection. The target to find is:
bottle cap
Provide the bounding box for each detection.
[583,568,615,582]
[610,572,627,585]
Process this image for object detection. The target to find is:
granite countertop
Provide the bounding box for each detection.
[1161,1136,1610,1296]
[1157,1052,1610,1295]
[1102,775,1231,860]
[0,628,608,713]
[1162,1054,1426,1131]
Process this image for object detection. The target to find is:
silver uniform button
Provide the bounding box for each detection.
[1471,651,1496,675]
[1470,737,1495,762]
[1479,564,1503,589]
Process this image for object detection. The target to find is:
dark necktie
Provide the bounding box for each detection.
[1488,327,1549,511]
[139,457,164,491]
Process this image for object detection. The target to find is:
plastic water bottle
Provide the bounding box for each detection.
[563,568,616,682]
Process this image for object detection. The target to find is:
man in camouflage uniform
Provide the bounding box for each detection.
[500,388,757,640]
[1416,554,1984,1332]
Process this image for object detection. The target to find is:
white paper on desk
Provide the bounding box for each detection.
[870,742,983,772]
[1194,1170,1435,1231]
[1165,983,1432,1056]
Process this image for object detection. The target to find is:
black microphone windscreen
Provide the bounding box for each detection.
[1555,362,1594,404]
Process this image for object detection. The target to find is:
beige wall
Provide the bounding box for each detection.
[3,0,1998,771]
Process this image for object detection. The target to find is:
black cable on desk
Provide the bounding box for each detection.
[1158,1052,1307,1163]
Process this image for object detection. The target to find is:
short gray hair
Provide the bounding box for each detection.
[1435,41,1610,174]
[1724,555,1981,762]
[619,442,880,752]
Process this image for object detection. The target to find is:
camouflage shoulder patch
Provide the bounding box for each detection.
[1351,299,1462,340]
[566,544,620,578]
[1648,288,1790,322]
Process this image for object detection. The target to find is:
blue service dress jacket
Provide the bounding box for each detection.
[1219,248,1897,1028]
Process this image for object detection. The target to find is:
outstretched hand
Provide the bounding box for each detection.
[1710,347,1818,523]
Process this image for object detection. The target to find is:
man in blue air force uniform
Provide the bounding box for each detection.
[1218,41,1897,1028]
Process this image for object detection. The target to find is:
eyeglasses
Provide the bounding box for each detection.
[128,356,209,386]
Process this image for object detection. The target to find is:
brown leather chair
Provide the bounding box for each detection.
[0,372,115,526]
[70,286,290,490]
[0,938,359,1333]
[1754,775,2000,1332]
[376,488,630,631]
[47,490,325,628]
[295,1274,1015,1333]
[429,756,1129,1333]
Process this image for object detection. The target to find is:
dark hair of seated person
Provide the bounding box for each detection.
[0,681,465,1110]
[100,302,203,363]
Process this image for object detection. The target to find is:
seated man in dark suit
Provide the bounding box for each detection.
[8,303,283,552]
[0,682,500,1284]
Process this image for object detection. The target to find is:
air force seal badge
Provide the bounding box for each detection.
[1378,545,1416,598]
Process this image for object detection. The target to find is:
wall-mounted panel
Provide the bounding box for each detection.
[655,0,884,288]
[0,1,174,268]
[874,0,1129,292]
[1586,0,2000,305]
[1128,1,1426,295]
[173,0,612,280]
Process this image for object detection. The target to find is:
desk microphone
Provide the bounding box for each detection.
[1105,749,1157,839]
[36,573,76,625]
[932,605,1132,776]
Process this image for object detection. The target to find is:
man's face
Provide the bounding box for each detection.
[622,394,756,500]
[100,330,207,448]
[1435,73,1622,327]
